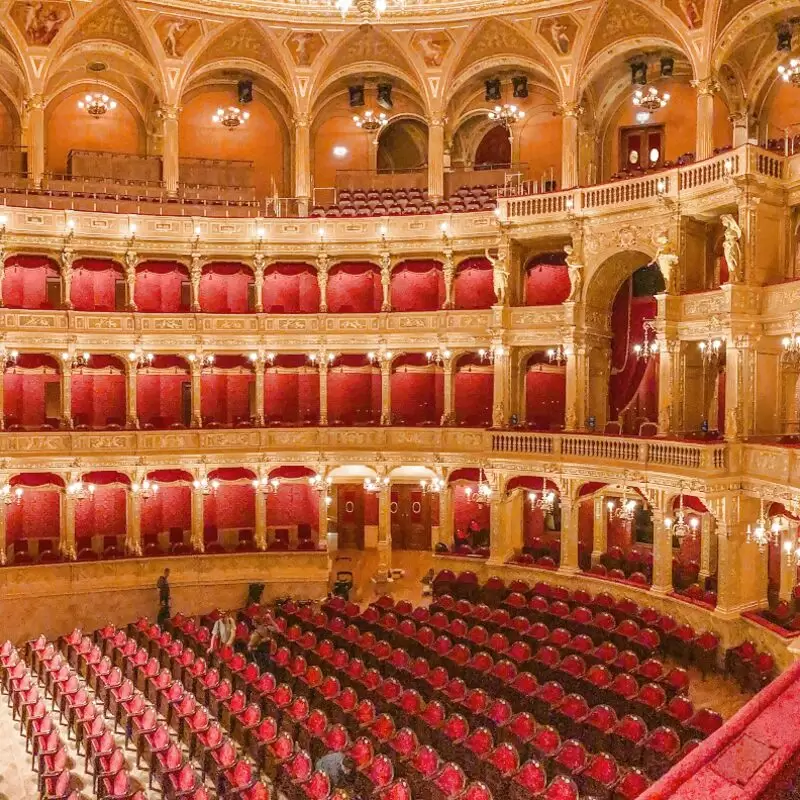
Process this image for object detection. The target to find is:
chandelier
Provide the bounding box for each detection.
[212,106,250,129]
[253,476,281,494]
[67,480,95,501]
[778,59,800,87]
[746,497,780,553]
[528,489,556,514]
[488,104,525,128]
[249,351,276,366]
[426,349,452,366]
[188,353,215,369]
[784,536,800,566]
[334,0,403,20]
[367,350,393,365]
[309,473,332,493]
[664,486,699,540]
[78,92,117,118]
[308,352,337,366]
[0,483,22,506]
[420,477,445,494]
[546,345,568,365]
[782,317,800,366]
[0,347,18,368]
[633,321,659,360]
[364,476,390,493]
[632,87,670,116]
[193,477,220,496]
[353,110,389,132]
[698,335,723,366]
[607,480,639,521]
[465,468,492,506]
[131,479,159,501]
[61,351,90,369]
[128,349,154,369]
[478,345,505,365]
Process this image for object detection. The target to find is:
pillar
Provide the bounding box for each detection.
[488,491,512,564]
[317,254,329,313]
[124,251,137,311]
[255,492,267,551]
[438,485,453,550]
[318,490,329,544]
[730,110,750,148]
[651,506,674,594]
[441,359,454,425]
[698,513,717,582]
[127,490,142,556]
[61,363,72,428]
[693,77,718,162]
[492,343,510,428]
[253,358,265,426]
[442,247,454,310]
[591,495,607,565]
[191,488,204,553]
[61,491,76,560]
[381,361,391,425]
[126,362,138,429]
[294,113,311,213]
[564,344,587,431]
[0,357,5,430]
[657,338,680,435]
[374,483,392,584]
[780,522,798,602]
[161,105,180,197]
[560,103,582,190]
[319,356,328,425]
[61,247,74,310]
[190,360,202,428]
[724,334,756,440]
[559,495,579,573]
[24,94,45,189]
[253,255,266,314]
[715,521,737,614]
[190,255,201,313]
[428,115,446,202]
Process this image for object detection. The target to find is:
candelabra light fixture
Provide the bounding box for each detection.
[367,350,394,364]
[188,353,215,369]
[528,489,557,514]
[0,347,19,368]
[0,483,23,506]
[253,476,281,494]
[334,0,404,21]
[746,496,780,552]
[782,315,800,367]
[212,106,250,129]
[778,59,800,87]
[128,349,154,369]
[78,92,117,118]
[420,477,445,494]
[546,344,569,365]
[664,485,700,540]
[67,480,95,501]
[425,348,452,366]
[633,320,660,360]
[364,475,390,493]
[192,477,220,496]
[488,104,526,128]
[698,334,723,366]
[249,351,277,366]
[309,473,332,493]
[131,479,159,501]
[478,345,505,365]
[607,479,639,522]
[61,351,90,369]
[353,109,389,132]
[308,352,337,366]
[632,86,670,123]
[465,467,493,506]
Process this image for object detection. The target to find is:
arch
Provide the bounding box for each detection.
[376,116,429,173]
[327,353,381,425]
[71,353,127,430]
[201,354,255,427]
[524,351,566,431]
[262,262,319,314]
[70,256,124,312]
[327,261,381,313]
[584,248,659,319]
[390,352,443,425]
[3,254,60,309]
[524,251,570,306]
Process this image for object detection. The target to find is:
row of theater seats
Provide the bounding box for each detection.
[607,154,696,183]
[311,186,498,218]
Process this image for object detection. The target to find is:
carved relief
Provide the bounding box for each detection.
[286,30,325,66]
[62,0,148,57]
[411,31,452,67]
[197,20,284,77]
[664,0,705,29]
[10,1,70,45]
[538,15,578,55]
[155,15,202,58]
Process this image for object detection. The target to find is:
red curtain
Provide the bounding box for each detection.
[452,484,490,541]
[523,506,546,547]
[71,259,121,312]
[525,366,566,430]
[327,369,381,424]
[454,258,494,309]
[391,366,442,424]
[608,281,657,420]
[200,264,253,314]
[4,371,60,427]
[3,255,59,309]
[201,374,253,424]
[135,262,189,313]
[137,373,187,426]
[71,372,126,427]
[205,484,255,529]
[390,261,444,311]
[578,500,594,561]
[327,264,381,313]
[6,490,60,542]
[262,263,319,313]
[454,368,493,425]
[267,484,318,531]
[75,485,126,538]
[141,485,191,537]
[607,516,633,551]
[525,262,571,305]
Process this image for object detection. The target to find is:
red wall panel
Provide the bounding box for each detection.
[141,485,191,537]
[137,374,187,425]
[204,484,255,529]
[390,370,442,424]
[327,371,380,423]
[607,516,633,551]
[452,484,491,542]
[3,257,58,309]
[578,499,594,559]
[71,260,120,312]
[390,262,444,311]
[199,268,253,314]
[454,369,493,425]
[75,486,126,538]
[525,368,566,430]
[524,263,571,305]
[327,265,381,313]
[4,373,59,426]
[71,373,126,427]
[6,490,60,541]
[201,374,253,424]
[135,264,188,313]
[262,264,320,313]
[264,371,320,423]
[267,483,318,531]
[454,258,494,309]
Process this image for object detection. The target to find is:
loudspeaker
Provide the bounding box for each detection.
[348,84,365,107]
[377,82,393,109]
[630,61,647,85]
[484,79,501,102]
[777,24,793,51]
[512,75,528,98]
[237,79,253,104]
[660,57,674,77]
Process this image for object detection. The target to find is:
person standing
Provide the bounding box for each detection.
[209,611,236,653]
[247,610,280,672]
[156,568,171,626]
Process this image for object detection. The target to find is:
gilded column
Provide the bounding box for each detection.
[657,338,680,435]
[441,353,454,425]
[62,491,77,561]
[318,487,329,546]
[317,250,329,313]
[650,505,674,594]
[124,248,138,311]
[559,492,579,573]
[0,235,6,308]
[380,359,391,425]
[380,251,392,312]
[189,253,202,312]
[438,483,454,550]
[255,490,267,551]
[780,523,798,602]
[559,102,583,190]
[253,253,266,313]
[252,355,265,426]
[488,473,512,564]
[191,484,205,553]
[0,471,6,564]
[61,242,74,310]
[160,105,180,197]
[724,334,756,440]
[294,113,311,214]
[126,360,138,429]
[698,513,717,581]
[564,343,587,431]
[427,115,446,202]
[729,109,750,148]
[692,77,719,162]
[442,245,454,310]
[127,485,142,557]
[492,342,510,428]
[190,358,202,428]
[61,362,72,428]
[375,481,392,583]
[318,353,329,425]
[591,494,607,565]
[0,352,7,430]
[23,94,45,189]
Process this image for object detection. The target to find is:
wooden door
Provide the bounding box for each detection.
[181,381,192,427]
[337,485,365,549]
[114,279,126,311]
[619,125,665,173]
[391,485,431,550]
[46,277,62,308]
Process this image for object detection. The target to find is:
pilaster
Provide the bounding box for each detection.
[159,105,180,197]
[318,354,329,425]
[591,494,608,565]
[61,363,72,428]
[698,513,717,581]
[558,492,579,574]
[559,102,583,190]
[127,488,142,556]
[294,113,311,213]
[427,115,446,202]
[650,504,674,594]
[255,491,267,551]
[780,522,798,602]
[23,95,45,189]
[253,253,267,314]
[190,253,202,312]
[692,77,719,161]
[252,356,265,426]
[126,361,138,429]
[380,360,391,425]
[492,341,510,428]
[191,486,204,553]
[190,359,202,428]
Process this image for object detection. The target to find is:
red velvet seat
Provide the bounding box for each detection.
[509,759,546,800]
[580,752,620,800]
[430,762,467,800]
[543,774,579,800]
[612,767,650,799]
[642,725,681,779]
[610,714,647,765]
[684,707,723,740]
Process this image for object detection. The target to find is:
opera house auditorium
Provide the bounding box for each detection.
[4,0,800,797]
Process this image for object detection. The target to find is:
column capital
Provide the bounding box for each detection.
[427,113,447,127]
[558,101,584,118]
[691,76,720,96]
[157,104,181,121]
[24,94,45,111]
[294,112,311,128]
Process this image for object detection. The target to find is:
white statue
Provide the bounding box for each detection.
[485,247,509,306]
[564,244,583,302]
[721,214,743,283]
[654,233,679,294]
[380,251,391,312]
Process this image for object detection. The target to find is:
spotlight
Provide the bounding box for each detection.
[660,57,674,77]
[778,23,793,52]
[512,76,528,98]
[237,79,253,104]
[377,82,393,110]
[484,79,501,102]
[348,84,365,107]
[332,145,348,158]
[630,61,647,85]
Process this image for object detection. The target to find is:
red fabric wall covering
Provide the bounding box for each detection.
[135,262,189,313]
[363,489,378,526]
[621,356,658,433]
[75,486,126,538]
[199,264,254,314]
[71,259,122,312]
[270,466,316,480]
[10,473,64,488]
[448,468,482,483]
[6,490,60,541]
[452,484,491,540]
[525,367,566,430]
[208,468,256,482]
[454,369,493,425]
[327,264,382,313]
[267,483,318,531]
[327,371,381,424]
[137,374,187,426]
[523,506,546,547]
[71,373,126,427]
[390,261,445,311]
[607,516,633,551]
[264,370,319,423]
[4,372,60,426]
[204,484,255,529]
[524,260,571,306]
[83,471,130,485]
[454,257,495,309]
[578,500,594,558]
[262,263,319,313]
[141,485,191,537]
[768,540,781,592]
[677,531,701,564]
[201,374,254,424]
[390,369,443,424]
[3,255,59,309]
[507,476,559,493]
